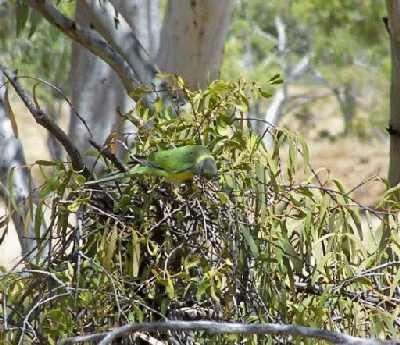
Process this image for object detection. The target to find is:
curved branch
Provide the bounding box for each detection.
[58,320,400,345]
[84,0,159,85]
[0,65,86,173]
[26,0,139,96]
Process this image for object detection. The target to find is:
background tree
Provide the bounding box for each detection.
[223,0,388,141]
[70,0,233,171]
[386,0,400,187]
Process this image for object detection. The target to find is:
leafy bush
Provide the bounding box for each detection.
[1,78,400,344]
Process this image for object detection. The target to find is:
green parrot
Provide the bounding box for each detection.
[131,145,218,183]
[92,145,218,184]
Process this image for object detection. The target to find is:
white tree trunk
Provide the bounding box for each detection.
[386,1,400,187]
[157,0,234,90]
[69,0,160,171]
[114,0,160,58]
[69,0,233,170]
[259,17,310,148]
[0,75,48,262]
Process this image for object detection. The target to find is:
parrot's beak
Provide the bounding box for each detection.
[197,158,218,179]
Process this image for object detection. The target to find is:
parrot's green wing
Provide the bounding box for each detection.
[85,145,216,185]
[129,164,169,178]
[149,145,212,174]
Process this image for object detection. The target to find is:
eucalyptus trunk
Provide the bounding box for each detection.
[69,0,160,171]
[386,1,400,187]
[157,0,234,90]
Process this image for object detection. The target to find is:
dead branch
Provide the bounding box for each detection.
[26,0,140,96]
[58,320,400,345]
[84,0,159,85]
[0,64,86,174]
[88,139,127,173]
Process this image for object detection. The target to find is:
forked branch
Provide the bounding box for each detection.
[0,65,86,173]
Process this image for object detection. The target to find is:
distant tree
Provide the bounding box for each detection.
[223,0,388,141]
[386,1,400,187]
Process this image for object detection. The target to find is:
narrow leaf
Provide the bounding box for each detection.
[16,0,30,36]
[4,86,19,138]
[242,228,259,259]
[131,228,141,277]
[28,9,42,37]
[104,226,118,270]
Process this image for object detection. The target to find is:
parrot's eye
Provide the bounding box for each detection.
[198,158,218,178]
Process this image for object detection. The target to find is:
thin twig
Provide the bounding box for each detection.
[89,139,127,172]
[26,0,139,96]
[12,75,93,137]
[18,292,71,345]
[0,65,87,174]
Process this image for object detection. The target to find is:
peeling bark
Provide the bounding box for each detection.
[69,0,160,171]
[157,0,234,90]
[385,1,400,186]
[0,74,48,261]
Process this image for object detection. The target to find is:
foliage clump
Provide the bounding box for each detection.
[1,78,400,344]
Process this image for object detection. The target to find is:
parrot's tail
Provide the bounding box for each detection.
[129,165,150,175]
[129,165,167,178]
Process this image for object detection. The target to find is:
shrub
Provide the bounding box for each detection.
[1,78,399,344]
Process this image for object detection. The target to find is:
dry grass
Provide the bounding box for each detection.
[281,89,389,206]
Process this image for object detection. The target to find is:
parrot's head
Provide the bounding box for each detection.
[196,156,218,179]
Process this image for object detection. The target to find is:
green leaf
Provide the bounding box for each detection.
[269,73,283,85]
[349,276,372,286]
[28,9,42,37]
[128,85,153,99]
[131,228,141,277]
[16,0,30,36]
[280,237,303,273]
[347,207,363,239]
[40,175,60,199]
[4,85,19,138]
[36,160,60,166]
[67,199,80,212]
[287,141,297,180]
[316,193,329,234]
[241,228,259,259]
[196,279,210,300]
[332,179,350,203]
[34,202,43,244]
[146,239,158,256]
[74,174,86,186]
[259,89,272,98]
[104,226,118,270]
[299,138,310,175]
[134,306,144,322]
[166,276,175,299]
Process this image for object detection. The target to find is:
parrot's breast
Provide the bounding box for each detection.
[166,171,195,183]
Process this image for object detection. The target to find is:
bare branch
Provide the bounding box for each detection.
[88,139,127,173]
[84,0,159,85]
[275,16,287,54]
[58,320,400,345]
[259,15,312,146]
[26,0,139,96]
[0,65,86,173]
[290,55,311,79]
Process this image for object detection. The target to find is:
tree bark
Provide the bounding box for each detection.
[157,0,234,90]
[386,1,400,187]
[69,0,160,171]
[69,0,233,171]
[0,73,48,262]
